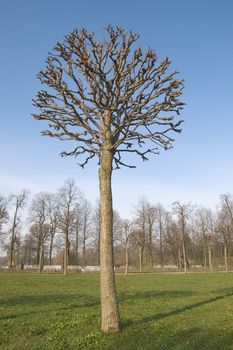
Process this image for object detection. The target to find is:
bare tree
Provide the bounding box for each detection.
[8,191,28,268]
[0,196,8,237]
[30,192,50,272]
[221,194,233,226]
[120,219,133,275]
[172,202,191,273]
[33,26,184,332]
[145,202,157,268]
[216,213,230,272]
[72,203,82,265]
[195,207,214,271]
[80,198,92,266]
[57,179,81,275]
[22,233,36,265]
[113,210,123,243]
[217,194,233,272]
[133,197,149,272]
[30,222,50,271]
[46,193,59,265]
[155,204,166,268]
[164,214,182,268]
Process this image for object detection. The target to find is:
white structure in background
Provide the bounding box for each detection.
[0,264,101,272]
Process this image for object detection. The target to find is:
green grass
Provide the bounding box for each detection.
[1,272,233,349]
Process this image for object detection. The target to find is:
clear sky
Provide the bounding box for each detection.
[1,0,233,217]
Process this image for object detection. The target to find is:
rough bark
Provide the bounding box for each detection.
[99,135,120,332]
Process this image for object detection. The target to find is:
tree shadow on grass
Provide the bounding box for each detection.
[214,286,233,294]
[107,326,233,350]
[0,289,193,312]
[0,293,99,307]
[121,291,233,328]
[118,289,197,303]
[0,294,100,321]
[109,291,233,350]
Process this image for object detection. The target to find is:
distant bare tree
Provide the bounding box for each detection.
[113,210,123,243]
[72,203,83,265]
[220,194,233,229]
[155,204,166,268]
[217,194,233,272]
[33,26,184,332]
[172,202,191,273]
[46,193,60,265]
[30,192,50,272]
[80,198,92,266]
[22,233,36,265]
[8,191,28,267]
[30,222,50,271]
[120,219,133,275]
[145,203,157,268]
[57,179,81,275]
[133,197,148,272]
[195,207,214,271]
[0,196,8,238]
[164,214,182,268]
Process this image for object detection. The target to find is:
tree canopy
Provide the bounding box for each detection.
[33,25,184,169]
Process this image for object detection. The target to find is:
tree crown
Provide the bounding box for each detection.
[33,25,184,168]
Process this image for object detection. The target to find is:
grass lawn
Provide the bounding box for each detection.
[0,272,233,349]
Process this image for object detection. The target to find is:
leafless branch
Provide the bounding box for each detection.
[33,25,184,168]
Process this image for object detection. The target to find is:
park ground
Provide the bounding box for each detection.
[0,272,233,350]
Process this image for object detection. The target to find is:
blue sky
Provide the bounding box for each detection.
[1,0,233,217]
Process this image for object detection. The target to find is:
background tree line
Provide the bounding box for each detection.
[1,182,233,273]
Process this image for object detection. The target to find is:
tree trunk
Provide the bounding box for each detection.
[75,227,79,265]
[159,219,164,268]
[99,144,120,332]
[97,233,100,265]
[49,233,54,265]
[28,242,32,265]
[219,244,223,266]
[148,245,153,269]
[36,240,40,265]
[10,202,19,268]
[224,242,228,272]
[39,240,44,273]
[208,245,213,271]
[82,236,86,266]
[148,227,153,269]
[182,240,187,273]
[203,244,207,268]
[178,247,182,270]
[125,243,129,275]
[139,246,143,272]
[64,229,69,275]
[10,231,15,268]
